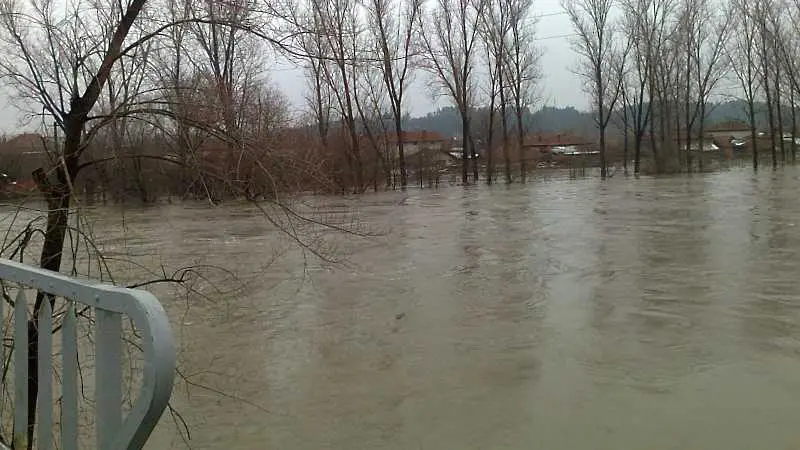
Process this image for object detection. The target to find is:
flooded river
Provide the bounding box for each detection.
[74,167,800,449]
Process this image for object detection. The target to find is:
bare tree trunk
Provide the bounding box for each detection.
[486,109,495,185]
[775,65,786,162]
[370,0,420,189]
[698,102,706,172]
[496,87,509,183]
[18,1,148,443]
[792,88,797,162]
[483,48,498,185]
[632,83,649,174]
[750,99,759,170]
[481,0,512,184]
[470,129,479,181]
[649,96,660,171]
[565,0,624,179]
[417,0,485,185]
[517,109,526,181]
[765,80,777,167]
[599,105,607,177]
[683,19,693,173]
[621,104,629,174]
[503,0,538,182]
[396,126,407,188]
[461,116,470,182]
[759,20,778,168]
[727,0,759,170]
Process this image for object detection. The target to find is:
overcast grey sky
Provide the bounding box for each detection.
[0,0,583,133]
[269,0,584,118]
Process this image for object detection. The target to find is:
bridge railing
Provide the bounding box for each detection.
[0,258,176,450]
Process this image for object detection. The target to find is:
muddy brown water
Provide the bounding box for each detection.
[14,167,800,449]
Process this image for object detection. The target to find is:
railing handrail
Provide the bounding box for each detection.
[0,258,176,449]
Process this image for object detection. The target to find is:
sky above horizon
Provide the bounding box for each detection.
[0,0,584,133]
[268,0,585,119]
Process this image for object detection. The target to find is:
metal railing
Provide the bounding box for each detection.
[0,258,176,449]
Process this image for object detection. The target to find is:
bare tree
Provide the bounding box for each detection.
[478,38,501,184]
[641,0,682,172]
[367,0,421,188]
[417,0,487,183]
[610,39,633,173]
[277,0,356,193]
[151,0,204,199]
[564,0,625,178]
[727,0,762,169]
[612,0,659,174]
[0,0,156,443]
[677,0,731,171]
[352,59,393,191]
[504,0,540,181]
[480,0,511,183]
[754,0,778,167]
[625,29,652,174]
[775,2,800,161]
[297,6,336,178]
[762,0,790,162]
[189,0,267,195]
[314,0,369,192]
[0,0,333,443]
[691,0,731,171]
[677,0,698,170]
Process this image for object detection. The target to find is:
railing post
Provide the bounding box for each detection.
[37,300,53,450]
[13,289,27,450]
[61,302,78,450]
[96,309,122,450]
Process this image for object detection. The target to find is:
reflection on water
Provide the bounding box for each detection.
[55,168,800,449]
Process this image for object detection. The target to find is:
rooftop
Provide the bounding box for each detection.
[523,132,592,147]
[707,120,750,132]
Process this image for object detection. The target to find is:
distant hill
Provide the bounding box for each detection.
[403,105,595,137]
[401,100,785,138]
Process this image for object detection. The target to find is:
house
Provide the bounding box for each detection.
[447,138,481,161]
[707,121,752,140]
[0,133,53,158]
[522,132,595,158]
[0,133,53,183]
[386,130,450,160]
[703,121,800,151]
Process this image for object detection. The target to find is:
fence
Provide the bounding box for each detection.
[0,258,175,449]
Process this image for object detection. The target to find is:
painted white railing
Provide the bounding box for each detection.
[0,258,176,449]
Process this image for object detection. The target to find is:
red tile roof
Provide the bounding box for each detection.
[523,132,592,147]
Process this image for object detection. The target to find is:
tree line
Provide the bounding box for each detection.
[0,0,797,206]
[566,0,800,176]
[0,0,543,200]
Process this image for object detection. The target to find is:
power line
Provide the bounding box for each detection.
[535,32,577,40]
[535,10,569,18]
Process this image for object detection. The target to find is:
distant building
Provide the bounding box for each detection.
[667,134,720,152]
[385,130,450,160]
[706,121,751,140]
[522,132,596,158]
[0,133,53,182]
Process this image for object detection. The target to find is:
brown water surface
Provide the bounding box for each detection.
[61,168,800,449]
